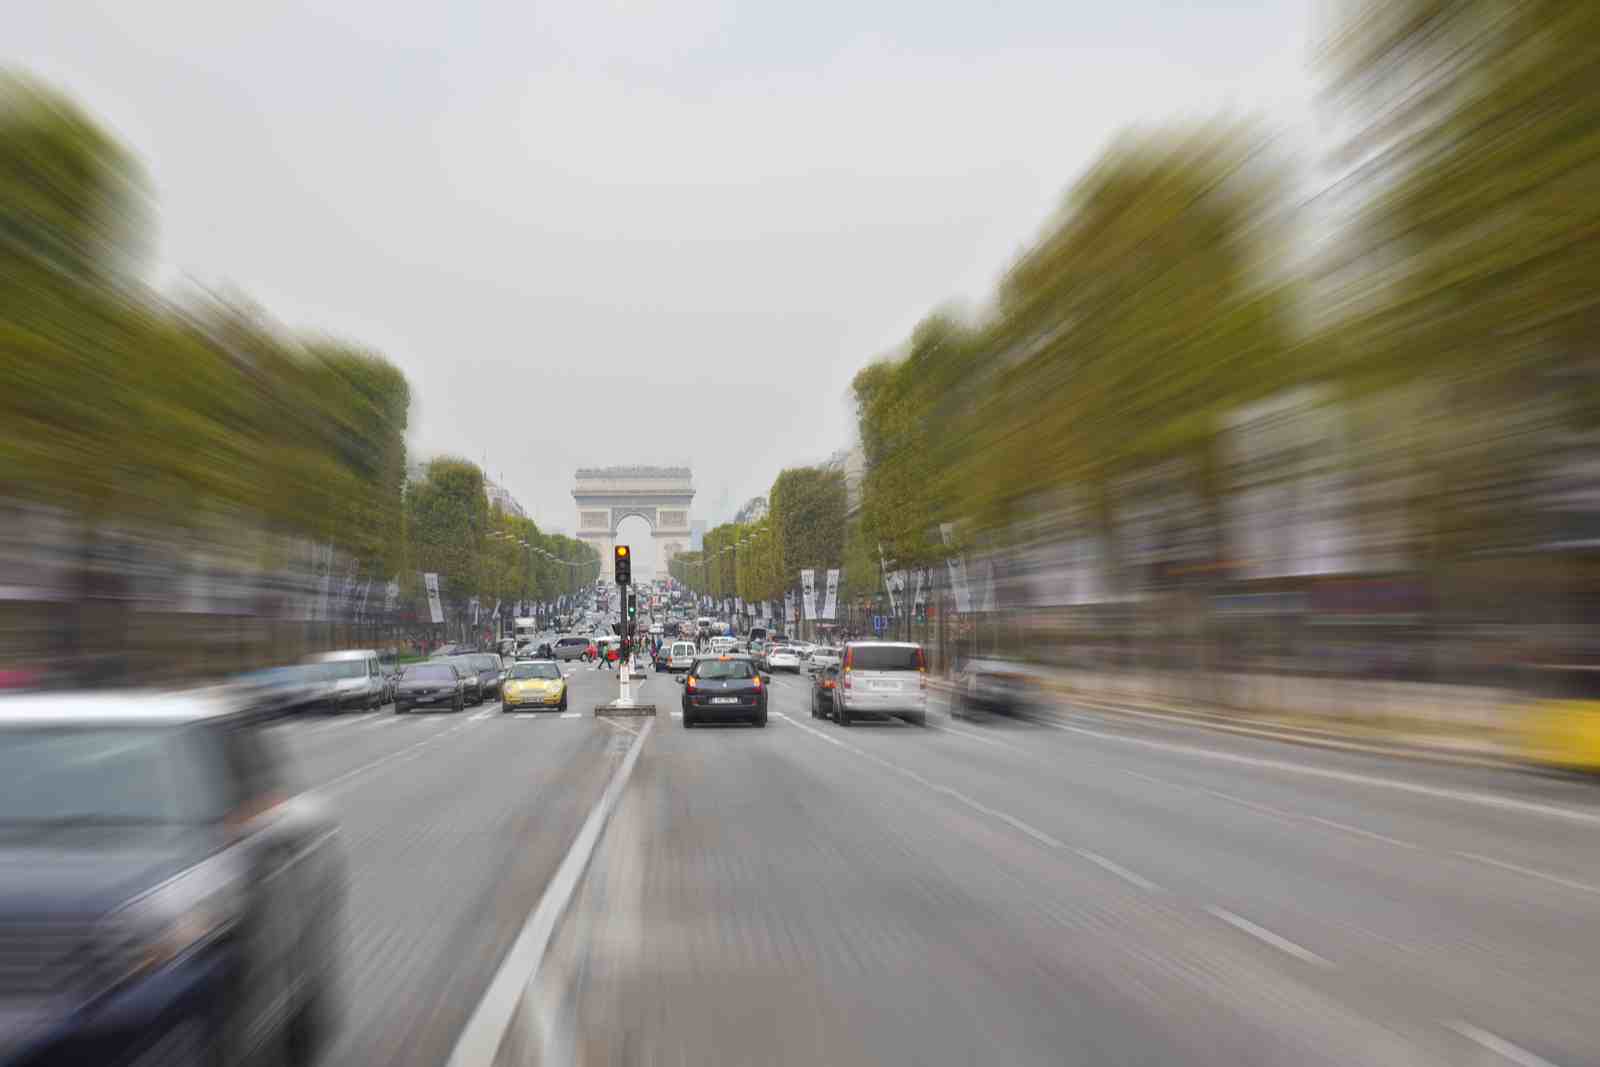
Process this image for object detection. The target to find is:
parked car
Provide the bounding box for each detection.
[394,662,467,712]
[0,690,344,1065]
[677,654,769,728]
[835,641,927,726]
[766,645,802,672]
[441,656,486,705]
[810,664,841,718]
[501,659,568,712]
[305,649,386,712]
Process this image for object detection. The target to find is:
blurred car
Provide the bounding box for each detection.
[952,657,1042,719]
[667,641,698,672]
[467,653,506,700]
[835,642,927,726]
[810,664,841,718]
[709,636,737,656]
[501,660,567,712]
[393,662,466,713]
[441,656,486,705]
[808,646,842,672]
[227,664,322,717]
[766,645,801,672]
[677,654,768,728]
[0,690,344,1066]
[378,651,402,703]
[305,649,386,712]
[552,636,592,662]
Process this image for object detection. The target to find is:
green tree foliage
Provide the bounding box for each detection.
[769,465,846,583]
[1322,0,1600,563]
[406,458,488,605]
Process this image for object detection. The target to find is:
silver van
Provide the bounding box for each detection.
[305,648,386,712]
[835,641,927,726]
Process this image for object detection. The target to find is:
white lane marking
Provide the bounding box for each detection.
[308,718,476,796]
[1125,770,1421,850]
[1453,852,1600,896]
[1040,718,1600,827]
[597,717,640,736]
[774,712,1071,851]
[925,720,1021,751]
[1205,906,1333,968]
[447,717,654,1067]
[471,707,497,721]
[1073,848,1162,892]
[1443,1021,1563,1067]
[560,711,580,719]
[305,711,381,733]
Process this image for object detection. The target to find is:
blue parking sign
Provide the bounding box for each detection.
[872,615,886,634]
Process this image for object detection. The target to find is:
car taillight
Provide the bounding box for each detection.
[823,680,834,689]
[752,674,762,689]
[686,676,697,690]
[842,672,852,689]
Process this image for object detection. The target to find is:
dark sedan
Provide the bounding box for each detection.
[678,654,768,728]
[440,656,486,705]
[810,664,841,719]
[465,653,506,700]
[393,662,467,713]
[0,691,344,1067]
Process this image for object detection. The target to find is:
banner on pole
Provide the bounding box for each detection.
[822,569,839,619]
[384,578,400,615]
[800,569,817,621]
[946,556,972,614]
[424,573,445,624]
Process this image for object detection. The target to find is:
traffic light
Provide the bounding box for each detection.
[627,591,638,633]
[614,544,631,585]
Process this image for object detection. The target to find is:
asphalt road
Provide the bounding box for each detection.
[278,659,1600,1066]
[515,668,1600,1066]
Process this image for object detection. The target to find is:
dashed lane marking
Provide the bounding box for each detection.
[1206,906,1334,968]
[1443,1021,1563,1067]
[1036,717,1600,827]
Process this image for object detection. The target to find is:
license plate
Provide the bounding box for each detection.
[871,681,899,691]
[416,696,437,703]
[711,696,739,704]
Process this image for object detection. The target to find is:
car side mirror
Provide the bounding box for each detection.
[675,675,685,685]
[762,673,772,684]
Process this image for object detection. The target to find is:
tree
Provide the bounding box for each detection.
[407,458,488,607]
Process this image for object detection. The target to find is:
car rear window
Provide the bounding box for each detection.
[847,645,924,671]
[694,659,756,680]
[408,665,456,681]
[673,643,695,654]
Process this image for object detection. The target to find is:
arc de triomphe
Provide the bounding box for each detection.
[573,466,694,581]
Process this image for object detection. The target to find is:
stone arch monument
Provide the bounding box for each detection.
[573,466,694,580]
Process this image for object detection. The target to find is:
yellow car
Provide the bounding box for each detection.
[501,660,568,712]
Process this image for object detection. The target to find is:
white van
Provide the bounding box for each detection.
[305,649,386,712]
[667,641,698,672]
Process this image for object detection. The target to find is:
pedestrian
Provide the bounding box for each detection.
[605,643,619,671]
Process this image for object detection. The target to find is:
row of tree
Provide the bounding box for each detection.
[0,74,597,643]
[842,0,1600,636]
[407,457,598,611]
[668,465,850,610]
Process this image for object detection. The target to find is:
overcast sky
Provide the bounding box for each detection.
[11,0,1313,579]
